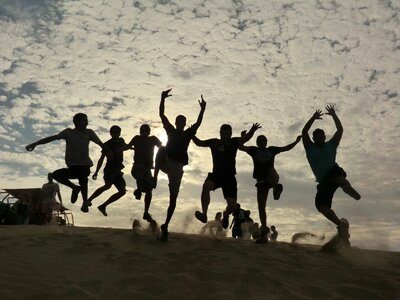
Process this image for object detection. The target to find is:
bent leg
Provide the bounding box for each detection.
[88,183,112,202]
[52,168,76,189]
[334,177,361,200]
[102,187,126,207]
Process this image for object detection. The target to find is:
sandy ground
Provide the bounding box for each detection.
[1,225,399,300]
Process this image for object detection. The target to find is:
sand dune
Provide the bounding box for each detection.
[1,225,399,300]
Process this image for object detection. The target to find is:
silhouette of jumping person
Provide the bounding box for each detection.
[126,124,162,223]
[240,134,301,243]
[157,88,207,241]
[302,105,361,239]
[86,125,128,215]
[26,113,109,210]
[193,123,261,229]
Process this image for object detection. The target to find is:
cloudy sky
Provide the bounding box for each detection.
[0,0,399,251]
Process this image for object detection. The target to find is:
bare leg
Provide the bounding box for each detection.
[333,177,361,200]
[164,192,178,226]
[318,206,341,226]
[201,180,214,216]
[144,192,152,215]
[88,183,112,203]
[257,186,268,229]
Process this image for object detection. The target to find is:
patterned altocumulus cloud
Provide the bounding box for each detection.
[0,0,399,250]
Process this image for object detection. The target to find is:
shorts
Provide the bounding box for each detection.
[315,165,347,210]
[131,163,153,193]
[156,148,185,195]
[53,166,91,183]
[206,172,237,199]
[104,169,126,190]
[255,168,279,189]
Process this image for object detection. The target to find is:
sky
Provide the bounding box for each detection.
[0,0,399,251]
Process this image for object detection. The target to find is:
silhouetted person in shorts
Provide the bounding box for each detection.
[157,88,207,241]
[193,123,261,229]
[126,124,162,223]
[26,113,109,210]
[86,125,128,216]
[240,134,301,243]
[302,105,361,239]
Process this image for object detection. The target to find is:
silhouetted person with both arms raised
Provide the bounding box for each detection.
[156,88,206,241]
[193,123,260,229]
[302,105,360,240]
[240,133,301,243]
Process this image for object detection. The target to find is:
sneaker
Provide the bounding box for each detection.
[273,184,283,200]
[87,201,92,207]
[98,205,107,217]
[133,189,142,200]
[158,224,168,242]
[80,204,89,213]
[194,211,208,223]
[143,212,153,222]
[71,186,81,204]
[222,212,229,229]
[337,218,350,239]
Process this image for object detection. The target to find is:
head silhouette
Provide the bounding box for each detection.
[47,173,54,182]
[140,124,150,137]
[215,212,222,221]
[175,115,186,131]
[271,225,276,231]
[110,125,121,139]
[220,124,232,141]
[256,135,268,148]
[73,113,88,131]
[312,128,326,146]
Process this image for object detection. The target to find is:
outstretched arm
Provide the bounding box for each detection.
[325,104,343,145]
[159,89,173,127]
[192,136,209,147]
[26,135,59,152]
[240,123,261,145]
[278,135,302,152]
[302,109,323,147]
[92,153,106,180]
[191,95,207,131]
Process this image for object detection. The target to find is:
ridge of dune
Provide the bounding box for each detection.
[1,225,399,299]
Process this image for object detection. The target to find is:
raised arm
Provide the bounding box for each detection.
[92,153,106,180]
[238,130,251,152]
[159,88,173,127]
[302,109,323,147]
[325,104,343,145]
[278,135,302,152]
[26,135,59,152]
[192,135,209,147]
[191,95,207,131]
[239,123,261,145]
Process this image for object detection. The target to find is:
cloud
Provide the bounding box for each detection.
[0,0,399,250]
